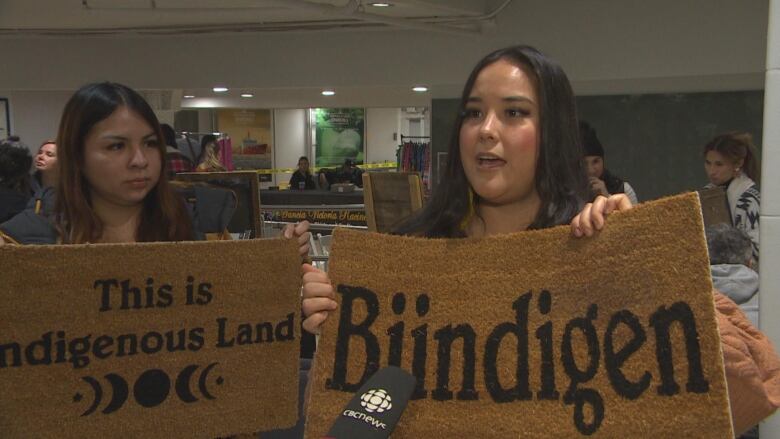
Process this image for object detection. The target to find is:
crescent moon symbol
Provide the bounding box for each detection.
[175,364,200,403]
[80,376,102,417]
[198,362,219,400]
[102,373,129,414]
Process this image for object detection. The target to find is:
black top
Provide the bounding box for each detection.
[289,170,316,190]
[0,188,30,223]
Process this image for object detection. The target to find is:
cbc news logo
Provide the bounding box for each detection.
[360,388,392,413]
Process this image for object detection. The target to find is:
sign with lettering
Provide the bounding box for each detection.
[267,209,367,227]
[0,239,301,438]
[305,193,733,437]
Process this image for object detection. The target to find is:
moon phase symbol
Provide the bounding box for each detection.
[102,373,129,414]
[175,362,220,403]
[79,376,102,417]
[77,373,129,416]
[133,369,171,408]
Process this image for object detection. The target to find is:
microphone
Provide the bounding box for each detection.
[323,366,416,438]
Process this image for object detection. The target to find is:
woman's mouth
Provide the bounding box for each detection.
[477,155,506,168]
[126,178,149,188]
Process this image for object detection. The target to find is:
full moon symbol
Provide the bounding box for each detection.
[133,369,171,408]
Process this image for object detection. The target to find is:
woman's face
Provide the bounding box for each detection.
[459,59,540,206]
[298,159,309,173]
[82,106,162,208]
[584,155,604,179]
[35,142,57,172]
[705,150,740,186]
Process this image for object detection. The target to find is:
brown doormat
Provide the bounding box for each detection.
[0,239,301,438]
[305,193,733,438]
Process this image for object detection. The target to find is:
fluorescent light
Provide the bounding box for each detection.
[240,93,254,98]
[412,86,428,92]
[370,2,392,6]
[183,95,195,99]
[322,90,336,96]
[213,86,229,93]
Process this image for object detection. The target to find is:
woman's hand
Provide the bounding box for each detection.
[301,263,338,334]
[283,220,311,258]
[571,194,633,237]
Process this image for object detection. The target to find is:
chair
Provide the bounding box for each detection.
[362,172,424,233]
[175,171,263,238]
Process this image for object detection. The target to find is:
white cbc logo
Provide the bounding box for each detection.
[360,388,392,413]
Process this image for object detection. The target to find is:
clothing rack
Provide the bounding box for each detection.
[397,135,432,190]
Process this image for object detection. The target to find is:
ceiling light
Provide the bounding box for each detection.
[183,95,195,99]
[213,86,228,93]
[240,93,254,98]
[369,2,392,6]
[412,86,428,92]
[322,90,336,96]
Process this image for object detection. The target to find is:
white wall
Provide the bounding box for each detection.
[366,108,401,164]
[273,108,307,188]
[0,90,70,150]
[760,0,780,436]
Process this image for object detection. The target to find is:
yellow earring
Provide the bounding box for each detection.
[460,186,476,231]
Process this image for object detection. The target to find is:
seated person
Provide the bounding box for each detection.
[0,136,32,222]
[289,156,316,190]
[706,223,759,327]
[318,158,363,189]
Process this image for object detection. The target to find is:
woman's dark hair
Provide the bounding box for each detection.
[161,123,177,148]
[0,137,32,193]
[197,134,219,164]
[394,45,588,237]
[56,82,193,243]
[703,132,760,182]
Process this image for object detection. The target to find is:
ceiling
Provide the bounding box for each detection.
[0,0,510,36]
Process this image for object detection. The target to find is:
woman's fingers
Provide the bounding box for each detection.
[303,311,331,335]
[605,194,633,214]
[302,296,338,317]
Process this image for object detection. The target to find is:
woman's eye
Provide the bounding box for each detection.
[463,108,483,119]
[108,142,124,150]
[506,108,529,118]
[145,139,160,148]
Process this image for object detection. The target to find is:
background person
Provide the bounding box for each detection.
[580,120,638,205]
[196,134,227,172]
[31,139,58,193]
[289,156,316,190]
[0,136,32,222]
[706,223,759,327]
[161,123,193,178]
[703,131,761,263]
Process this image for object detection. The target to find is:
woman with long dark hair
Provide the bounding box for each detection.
[301,45,780,435]
[0,82,310,252]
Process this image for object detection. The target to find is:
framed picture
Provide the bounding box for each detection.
[0,98,9,139]
[173,171,263,238]
[313,108,365,167]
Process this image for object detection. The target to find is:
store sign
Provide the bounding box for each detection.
[267,209,367,227]
[0,239,302,438]
[305,193,733,438]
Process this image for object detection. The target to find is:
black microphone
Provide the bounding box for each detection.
[323,366,416,438]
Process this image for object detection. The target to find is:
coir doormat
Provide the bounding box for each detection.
[0,238,301,438]
[305,193,733,438]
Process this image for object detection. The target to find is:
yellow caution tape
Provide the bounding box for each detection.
[253,161,397,175]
